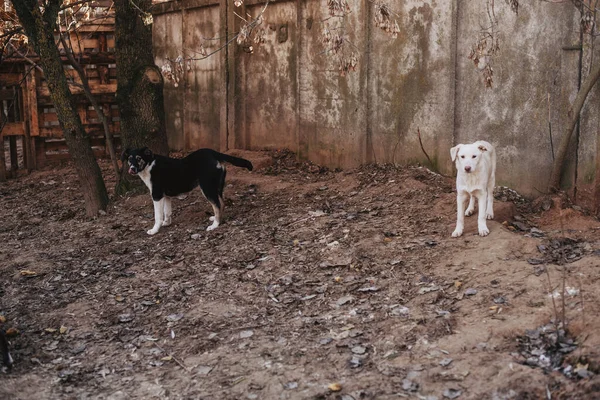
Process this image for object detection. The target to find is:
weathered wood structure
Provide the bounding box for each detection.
[0,0,119,180]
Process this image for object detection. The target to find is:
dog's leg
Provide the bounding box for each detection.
[452,192,468,237]
[465,194,476,216]
[486,178,495,220]
[477,193,490,236]
[147,198,165,235]
[207,200,221,231]
[163,197,172,226]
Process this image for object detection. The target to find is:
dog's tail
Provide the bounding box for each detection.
[212,151,253,171]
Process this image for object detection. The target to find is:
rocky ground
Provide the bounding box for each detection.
[0,150,599,399]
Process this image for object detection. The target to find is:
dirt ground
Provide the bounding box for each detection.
[1,150,599,400]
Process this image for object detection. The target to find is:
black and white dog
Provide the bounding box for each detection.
[122,147,253,235]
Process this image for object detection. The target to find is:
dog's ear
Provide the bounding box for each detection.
[450,144,462,162]
[477,144,488,152]
[121,148,131,162]
[142,147,153,158]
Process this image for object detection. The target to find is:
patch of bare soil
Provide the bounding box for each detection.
[1,151,599,399]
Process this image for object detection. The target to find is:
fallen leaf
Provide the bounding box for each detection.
[336,295,354,306]
[240,330,254,339]
[328,383,342,392]
[0,315,6,323]
[20,270,38,277]
[440,358,453,367]
[161,355,173,361]
[5,327,19,337]
[443,388,462,399]
[357,286,379,292]
[118,314,134,323]
[196,365,213,375]
[59,326,68,334]
[45,328,57,333]
[166,313,184,322]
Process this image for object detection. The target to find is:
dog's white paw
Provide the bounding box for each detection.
[206,221,219,231]
[478,226,490,236]
[147,228,159,235]
[451,228,463,237]
[465,208,475,217]
[486,212,494,220]
[162,219,172,226]
[209,216,215,221]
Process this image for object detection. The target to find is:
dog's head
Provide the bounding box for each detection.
[121,147,154,175]
[450,142,489,174]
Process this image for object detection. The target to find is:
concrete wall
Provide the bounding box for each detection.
[153,0,600,204]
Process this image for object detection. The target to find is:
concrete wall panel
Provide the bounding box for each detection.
[235,1,298,151]
[153,12,184,150]
[455,1,579,196]
[184,6,222,151]
[153,0,600,203]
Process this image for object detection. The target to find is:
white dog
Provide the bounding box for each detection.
[450,141,496,237]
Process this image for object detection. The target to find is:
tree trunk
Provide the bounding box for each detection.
[114,0,169,195]
[11,0,109,217]
[59,34,120,179]
[549,61,600,192]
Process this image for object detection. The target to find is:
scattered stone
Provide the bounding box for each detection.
[283,381,298,390]
[464,288,478,296]
[351,346,367,355]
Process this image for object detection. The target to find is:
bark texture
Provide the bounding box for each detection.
[11,0,109,216]
[114,0,169,194]
[549,61,600,192]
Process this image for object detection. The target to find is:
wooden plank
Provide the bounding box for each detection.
[0,73,21,85]
[0,89,15,101]
[0,122,25,136]
[26,70,39,137]
[22,68,36,169]
[8,136,17,171]
[34,137,46,168]
[37,82,117,97]
[0,138,6,181]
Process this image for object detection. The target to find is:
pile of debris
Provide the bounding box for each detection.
[535,237,589,265]
[515,323,592,379]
